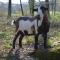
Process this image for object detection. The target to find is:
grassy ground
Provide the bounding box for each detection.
[0,12,60,60]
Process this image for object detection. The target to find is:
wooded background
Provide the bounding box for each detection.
[0,0,60,17]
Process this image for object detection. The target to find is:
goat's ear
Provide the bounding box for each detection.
[11,20,15,25]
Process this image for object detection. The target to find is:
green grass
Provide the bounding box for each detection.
[50,11,60,22]
[0,31,12,48]
[48,30,60,47]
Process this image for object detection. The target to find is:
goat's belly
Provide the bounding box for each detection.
[19,20,37,34]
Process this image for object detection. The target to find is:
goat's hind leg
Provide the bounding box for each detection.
[19,31,24,48]
[13,31,21,49]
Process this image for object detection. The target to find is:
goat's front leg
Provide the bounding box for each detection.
[34,34,39,50]
[42,33,47,49]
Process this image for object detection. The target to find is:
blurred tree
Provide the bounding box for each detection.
[39,0,40,2]
[45,0,49,14]
[29,0,35,16]
[54,0,56,15]
[57,0,60,2]
[51,0,54,14]
[8,0,11,18]
[20,0,24,15]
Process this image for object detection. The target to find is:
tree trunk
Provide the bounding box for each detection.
[8,0,11,18]
[52,0,54,14]
[20,0,24,15]
[29,0,35,16]
[29,0,31,14]
[45,0,49,15]
[54,0,56,15]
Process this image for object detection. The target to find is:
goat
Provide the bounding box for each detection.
[12,6,50,50]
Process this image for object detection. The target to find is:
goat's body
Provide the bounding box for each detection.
[19,19,37,34]
[18,19,42,34]
[13,15,43,34]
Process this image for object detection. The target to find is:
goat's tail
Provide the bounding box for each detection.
[11,20,15,25]
[11,20,19,32]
